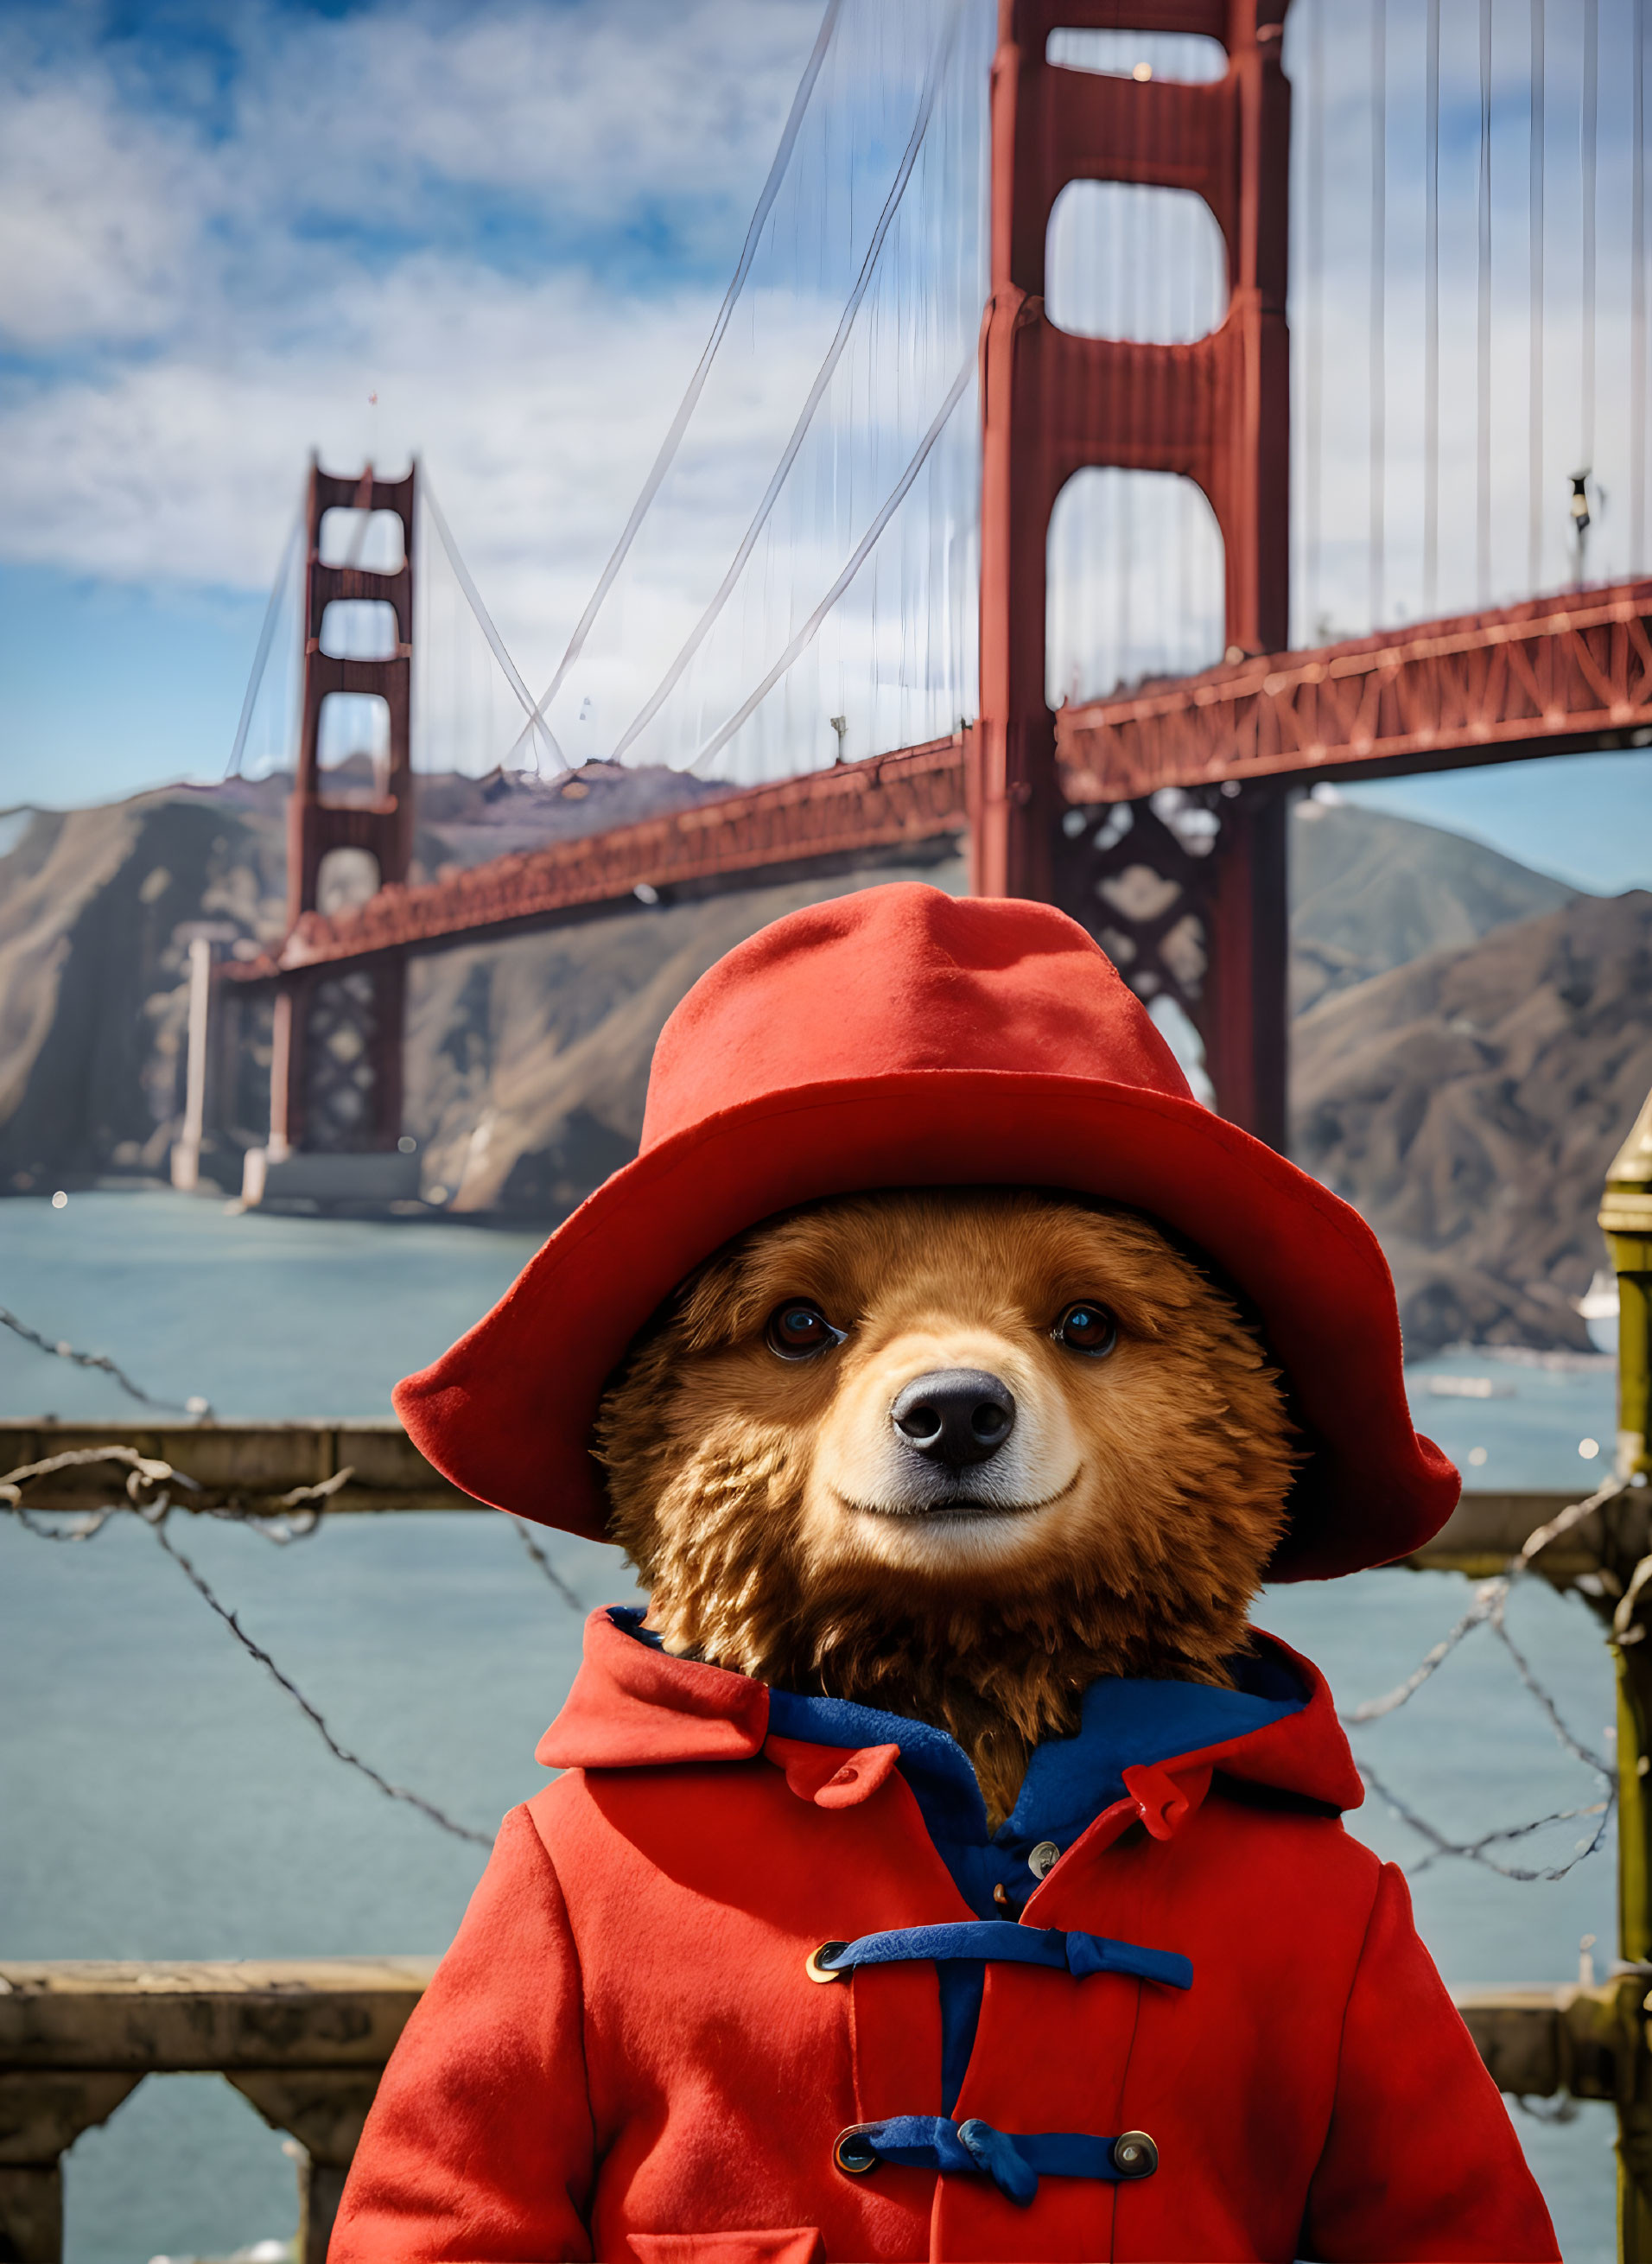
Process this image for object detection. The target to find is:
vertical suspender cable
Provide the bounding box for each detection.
[1369,0,1387,630]
[608,0,964,768]
[1119,185,1135,682]
[1305,0,1325,640]
[1634,0,1648,570]
[511,0,846,761]
[1423,0,1441,615]
[1580,0,1599,496]
[226,511,303,779]
[1528,0,1545,592]
[1477,0,1494,607]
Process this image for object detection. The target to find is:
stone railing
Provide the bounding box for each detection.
[0,1958,1630,2262]
[0,1959,434,2264]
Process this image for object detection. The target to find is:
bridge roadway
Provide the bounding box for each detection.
[239,578,1652,979]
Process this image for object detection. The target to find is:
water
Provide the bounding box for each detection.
[1,1192,1626,2260]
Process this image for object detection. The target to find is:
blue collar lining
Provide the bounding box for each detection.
[607,1606,1304,1916]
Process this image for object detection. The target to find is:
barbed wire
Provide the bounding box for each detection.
[2,1446,495,1848]
[0,1445,338,1543]
[1343,1477,1630,1724]
[148,1515,492,1847]
[0,1305,210,1416]
[1357,1755,1612,1884]
[1340,1472,1634,1881]
[6,1437,1640,1885]
[509,1515,588,1615]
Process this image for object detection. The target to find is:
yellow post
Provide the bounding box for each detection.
[1601,1089,1652,2259]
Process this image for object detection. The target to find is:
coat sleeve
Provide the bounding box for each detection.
[330,1803,594,2264]
[1299,1862,1560,2261]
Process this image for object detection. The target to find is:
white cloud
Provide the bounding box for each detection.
[0,0,829,671]
[0,0,990,789]
[0,0,823,360]
[10,0,1642,802]
[0,69,200,348]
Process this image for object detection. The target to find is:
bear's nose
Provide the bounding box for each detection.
[891,1370,1017,1467]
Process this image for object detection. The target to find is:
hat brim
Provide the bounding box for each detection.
[393,1071,1458,1580]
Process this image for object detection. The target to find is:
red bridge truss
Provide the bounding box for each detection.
[245,579,1652,981]
[260,733,972,973]
[1058,579,1652,803]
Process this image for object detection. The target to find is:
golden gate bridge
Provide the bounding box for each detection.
[207,0,1652,1197]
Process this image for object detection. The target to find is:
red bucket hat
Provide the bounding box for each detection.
[395,882,1456,1580]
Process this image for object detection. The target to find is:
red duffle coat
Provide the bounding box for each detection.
[333,1611,1558,2264]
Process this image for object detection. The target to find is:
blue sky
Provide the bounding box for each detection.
[0,0,1647,899]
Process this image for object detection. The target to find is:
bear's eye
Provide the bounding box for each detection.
[1052,1301,1118,1358]
[765,1300,845,1360]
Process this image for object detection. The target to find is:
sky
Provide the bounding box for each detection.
[0,0,828,802]
[0,0,1647,897]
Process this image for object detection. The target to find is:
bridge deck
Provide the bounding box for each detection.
[1059,578,1652,802]
[235,580,1650,977]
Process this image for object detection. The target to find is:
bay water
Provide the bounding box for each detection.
[0,1191,1628,2259]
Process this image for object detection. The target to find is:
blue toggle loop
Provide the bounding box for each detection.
[957,2117,1039,2205]
[817,1920,1191,1992]
[842,2115,1153,2205]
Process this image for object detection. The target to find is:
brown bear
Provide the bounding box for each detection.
[334,885,1557,2263]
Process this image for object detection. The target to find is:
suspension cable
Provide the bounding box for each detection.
[1423,0,1441,614]
[689,351,972,773]
[506,0,848,766]
[225,508,302,779]
[1636,0,1649,569]
[422,479,564,772]
[1476,0,1494,607]
[1369,0,1386,630]
[1304,0,1326,637]
[1581,0,1599,492]
[1529,0,1546,592]
[610,0,965,768]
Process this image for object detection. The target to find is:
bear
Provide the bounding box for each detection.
[595,1188,1298,1832]
[333,884,1558,2263]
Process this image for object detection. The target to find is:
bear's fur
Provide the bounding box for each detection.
[596,1186,1299,1827]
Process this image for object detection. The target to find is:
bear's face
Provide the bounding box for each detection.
[597,1188,1298,1821]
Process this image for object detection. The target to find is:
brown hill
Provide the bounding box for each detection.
[0,764,737,1188]
[1289,797,1575,1012]
[0,794,287,1186]
[1291,888,1652,1351]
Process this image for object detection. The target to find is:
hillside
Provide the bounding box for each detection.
[1292,888,1652,1351]
[0,764,736,1188]
[1289,797,1574,1012]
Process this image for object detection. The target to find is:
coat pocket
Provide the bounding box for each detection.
[626,2232,826,2264]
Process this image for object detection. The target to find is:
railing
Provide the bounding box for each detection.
[0,1956,1625,2264]
[0,1959,433,2264]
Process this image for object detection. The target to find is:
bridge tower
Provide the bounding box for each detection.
[975,0,1291,1146]
[268,459,416,1159]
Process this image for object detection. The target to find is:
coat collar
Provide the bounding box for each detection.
[537,1606,1364,1824]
